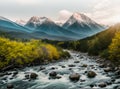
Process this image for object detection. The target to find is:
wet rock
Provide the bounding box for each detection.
[80,79,85,82]
[56,76,62,79]
[84,71,87,73]
[68,64,76,67]
[30,73,38,79]
[98,82,107,88]
[69,73,80,81]
[90,84,94,88]
[39,66,45,71]
[51,67,57,70]
[7,84,14,89]
[12,71,18,77]
[87,71,97,78]
[82,64,87,67]
[49,71,57,77]
[74,61,80,63]
[104,67,111,72]
[25,74,29,79]
[61,66,66,68]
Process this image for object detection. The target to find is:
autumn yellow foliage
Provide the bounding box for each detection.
[109,32,120,61]
[0,37,69,68]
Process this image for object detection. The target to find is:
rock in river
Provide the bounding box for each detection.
[49,71,57,77]
[87,71,97,78]
[30,73,38,79]
[104,67,111,72]
[7,84,14,89]
[69,73,80,81]
[98,82,107,88]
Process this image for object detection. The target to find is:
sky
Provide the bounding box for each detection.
[0,0,120,25]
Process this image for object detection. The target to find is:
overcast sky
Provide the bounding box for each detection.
[0,0,120,25]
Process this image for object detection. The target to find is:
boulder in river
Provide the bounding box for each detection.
[98,82,107,88]
[104,67,111,72]
[68,64,76,67]
[82,64,87,67]
[49,71,57,77]
[7,84,14,89]
[30,73,38,79]
[74,61,80,63]
[87,71,97,78]
[69,73,80,81]
[25,74,29,79]
[39,66,45,71]
[12,71,18,77]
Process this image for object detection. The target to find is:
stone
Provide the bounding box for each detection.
[61,66,66,68]
[82,64,87,67]
[68,64,76,67]
[25,74,29,79]
[87,71,97,78]
[74,61,80,63]
[7,84,14,89]
[69,73,80,81]
[98,82,107,88]
[104,67,111,72]
[30,73,38,79]
[49,71,57,77]
[56,76,62,79]
[39,66,45,71]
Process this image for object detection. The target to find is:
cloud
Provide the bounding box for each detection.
[86,0,120,25]
[16,0,40,5]
[57,10,73,23]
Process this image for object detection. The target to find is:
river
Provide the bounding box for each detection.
[0,51,120,89]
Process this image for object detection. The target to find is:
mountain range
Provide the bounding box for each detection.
[0,13,106,41]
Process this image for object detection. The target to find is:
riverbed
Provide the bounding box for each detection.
[0,51,120,89]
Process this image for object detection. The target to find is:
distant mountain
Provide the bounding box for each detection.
[26,16,84,40]
[63,13,105,36]
[0,14,106,41]
[0,16,31,33]
[0,16,34,39]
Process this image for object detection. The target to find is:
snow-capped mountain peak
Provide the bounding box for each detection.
[66,12,96,26]
[72,13,84,22]
[28,16,52,24]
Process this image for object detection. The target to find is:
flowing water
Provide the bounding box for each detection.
[0,51,120,89]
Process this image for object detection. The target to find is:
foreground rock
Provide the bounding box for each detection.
[49,71,57,77]
[104,67,111,72]
[30,73,38,79]
[87,71,96,78]
[7,84,14,89]
[82,64,87,67]
[68,64,76,67]
[69,73,80,81]
[98,82,107,88]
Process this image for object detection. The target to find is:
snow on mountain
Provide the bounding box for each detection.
[0,15,106,41]
[63,12,105,36]
[26,16,53,28]
[16,19,26,25]
[63,12,98,28]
